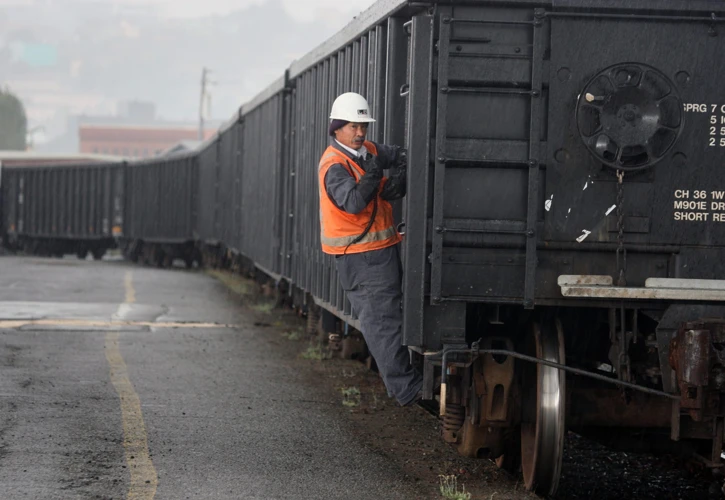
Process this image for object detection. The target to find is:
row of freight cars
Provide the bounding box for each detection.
[1,161,125,260]
[0,157,200,264]
[4,0,725,495]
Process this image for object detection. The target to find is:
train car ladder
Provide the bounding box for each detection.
[428,7,547,309]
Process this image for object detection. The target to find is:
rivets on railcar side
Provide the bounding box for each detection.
[442,17,451,24]
[533,9,545,26]
[557,67,572,82]
[672,152,687,168]
[528,159,538,168]
[554,149,570,164]
[675,71,691,88]
[438,156,447,163]
[527,230,535,238]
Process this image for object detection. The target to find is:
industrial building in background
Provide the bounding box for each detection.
[78,123,213,159]
[77,101,217,159]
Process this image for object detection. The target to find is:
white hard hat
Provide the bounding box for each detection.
[329,92,376,123]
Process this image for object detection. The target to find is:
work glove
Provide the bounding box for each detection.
[359,154,383,175]
[380,167,406,201]
[393,148,407,171]
[380,148,407,201]
[355,155,383,204]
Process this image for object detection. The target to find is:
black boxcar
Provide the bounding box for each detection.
[285,2,411,327]
[258,0,725,494]
[396,0,725,495]
[120,154,199,267]
[1,162,124,258]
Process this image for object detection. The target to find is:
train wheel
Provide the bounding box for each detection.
[520,317,566,496]
[150,246,164,267]
[130,241,143,263]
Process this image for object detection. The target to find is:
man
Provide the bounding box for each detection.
[318,92,423,406]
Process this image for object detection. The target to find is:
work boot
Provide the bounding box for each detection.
[407,390,438,414]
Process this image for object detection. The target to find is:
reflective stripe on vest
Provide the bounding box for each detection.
[318,141,401,255]
[320,225,398,248]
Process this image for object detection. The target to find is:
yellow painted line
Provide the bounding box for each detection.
[0,319,238,329]
[106,332,158,499]
[106,270,157,500]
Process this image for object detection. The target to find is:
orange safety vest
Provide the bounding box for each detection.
[318,141,401,255]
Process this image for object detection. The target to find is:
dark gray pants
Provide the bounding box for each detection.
[335,244,422,405]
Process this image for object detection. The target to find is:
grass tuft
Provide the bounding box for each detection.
[300,344,326,361]
[283,330,302,341]
[439,475,471,500]
[340,387,361,407]
[208,270,254,296]
[250,301,275,314]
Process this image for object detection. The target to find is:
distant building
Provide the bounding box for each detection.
[79,124,215,159]
[31,101,222,156]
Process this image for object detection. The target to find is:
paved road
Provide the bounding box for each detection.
[0,256,424,500]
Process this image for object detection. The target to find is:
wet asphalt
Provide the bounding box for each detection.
[0,256,424,500]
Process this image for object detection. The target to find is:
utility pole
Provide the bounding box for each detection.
[198,67,209,140]
[26,125,45,152]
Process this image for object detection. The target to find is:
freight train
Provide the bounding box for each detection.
[3,0,725,495]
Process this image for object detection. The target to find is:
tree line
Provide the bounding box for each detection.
[0,89,27,150]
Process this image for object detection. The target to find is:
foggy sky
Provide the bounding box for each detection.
[0,0,378,150]
[0,0,378,27]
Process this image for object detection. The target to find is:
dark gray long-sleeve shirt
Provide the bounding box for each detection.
[324,141,403,214]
